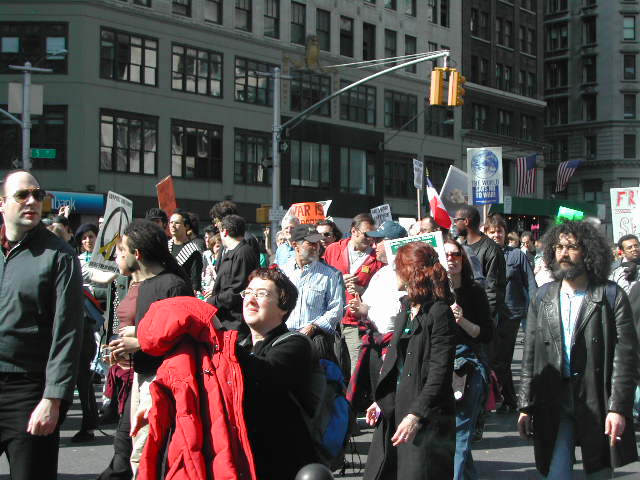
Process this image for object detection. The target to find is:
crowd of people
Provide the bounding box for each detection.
[0,167,639,480]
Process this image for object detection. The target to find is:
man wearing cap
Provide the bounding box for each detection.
[281,224,345,338]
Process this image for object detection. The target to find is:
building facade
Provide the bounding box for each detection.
[0,0,461,227]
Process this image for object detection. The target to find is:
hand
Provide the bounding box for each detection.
[391,413,421,446]
[58,205,71,218]
[365,402,381,426]
[604,412,626,446]
[450,302,464,324]
[347,284,364,296]
[27,398,60,436]
[300,324,318,336]
[110,336,140,356]
[130,406,151,437]
[119,326,136,338]
[203,286,213,299]
[517,412,533,440]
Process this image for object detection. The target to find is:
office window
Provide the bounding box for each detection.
[234,57,276,105]
[519,69,526,93]
[384,90,417,132]
[235,0,252,32]
[384,0,397,10]
[0,105,66,169]
[100,28,157,86]
[234,129,271,185]
[582,55,596,83]
[546,23,568,51]
[547,98,568,124]
[204,0,222,24]
[404,0,416,16]
[425,106,454,138]
[585,135,597,159]
[340,80,376,125]
[624,54,636,80]
[291,2,305,45]
[519,25,526,51]
[0,23,68,74]
[521,114,536,140]
[428,0,437,23]
[100,110,157,175]
[583,94,597,121]
[362,23,376,61]
[547,0,567,12]
[133,0,151,5]
[505,21,513,48]
[405,35,416,73]
[479,12,489,40]
[340,16,354,57]
[172,0,191,16]
[264,0,280,39]
[480,58,489,85]
[384,154,413,198]
[546,59,568,88]
[583,17,596,44]
[316,9,330,51]
[624,94,636,119]
[505,66,513,91]
[471,9,479,36]
[471,55,480,83]
[340,148,375,195]
[624,135,636,159]
[583,179,604,202]
[172,44,222,97]
[527,72,536,97]
[440,0,449,27]
[473,104,489,131]
[497,109,513,136]
[527,29,536,55]
[290,71,331,116]
[384,29,396,64]
[290,140,330,188]
[624,16,636,40]
[171,120,222,180]
[496,18,504,45]
[496,63,504,90]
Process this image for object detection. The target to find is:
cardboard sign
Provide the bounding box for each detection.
[370,204,393,226]
[467,147,503,205]
[289,202,326,225]
[384,231,446,269]
[610,187,640,243]
[439,165,469,216]
[413,158,424,190]
[89,192,133,273]
[156,176,177,216]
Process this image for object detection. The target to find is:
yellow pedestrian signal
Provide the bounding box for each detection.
[448,70,465,107]
[429,68,447,106]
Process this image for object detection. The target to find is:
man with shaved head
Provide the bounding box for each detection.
[0,170,83,479]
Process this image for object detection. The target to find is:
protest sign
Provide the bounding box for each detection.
[467,147,503,205]
[413,158,424,190]
[156,176,177,215]
[384,231,446,268]
[289,202,326,225]
[89,191,133,273]
[610,187,640,243]
[439,165,469,217]
[398,217,416,233]
[370,204,393,226]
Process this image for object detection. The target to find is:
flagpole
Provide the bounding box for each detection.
[417,189,422,221]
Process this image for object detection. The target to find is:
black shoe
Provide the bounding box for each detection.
[70,430,95,443]
[496,403,517,414]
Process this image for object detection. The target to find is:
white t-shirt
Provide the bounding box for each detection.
[362,264,404,334]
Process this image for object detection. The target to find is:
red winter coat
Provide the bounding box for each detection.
[136,297,256,480]
[323,238,383,326]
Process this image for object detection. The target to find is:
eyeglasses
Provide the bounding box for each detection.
[240,289,272,299]
[554,243,580,253]
[623,244,640,251]
[5,187,47,204]
[446,251,462,258]
[452,217,466,222]
[319,232,334,237]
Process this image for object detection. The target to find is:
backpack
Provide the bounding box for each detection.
[273,332,352,470]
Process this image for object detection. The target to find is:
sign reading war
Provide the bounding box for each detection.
[467,147,503,205]
[89,191,133,273]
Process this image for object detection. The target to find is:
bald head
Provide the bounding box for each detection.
[0,170,43,239]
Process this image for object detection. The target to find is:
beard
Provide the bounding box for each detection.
[299,249,319,264]
[551,258,586,281]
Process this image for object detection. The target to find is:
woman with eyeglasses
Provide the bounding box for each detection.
[444,237,493,480]
[236,267,319,480]
[364,242,457,480]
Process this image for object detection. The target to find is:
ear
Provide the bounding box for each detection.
[134,248,142,260]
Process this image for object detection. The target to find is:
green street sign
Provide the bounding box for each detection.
[31,148,56,159]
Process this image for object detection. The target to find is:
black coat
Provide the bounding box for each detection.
[364,299,457,480]
[466,234,507,323]
[518,281,639,475]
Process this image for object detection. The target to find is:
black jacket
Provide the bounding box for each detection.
[503,246,537,319]
[466,234,506,322]
[364,299,457,480]
[0,223,84,401]
[208,239,259,334]
[518,281,638,475]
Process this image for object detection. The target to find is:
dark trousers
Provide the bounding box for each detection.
[0,372,67,480]
[77,329,99,431]
[98,393,133,480]
[490,316,522,407]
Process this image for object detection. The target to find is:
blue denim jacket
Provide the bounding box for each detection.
[503,246,537,319]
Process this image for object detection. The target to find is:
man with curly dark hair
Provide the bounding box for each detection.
[517,221,638,479]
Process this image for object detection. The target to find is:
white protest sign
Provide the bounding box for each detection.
[384,231,446,269]
[89,191,133,273]
[413,158,424,190]
[370,204,393,226]
[440,165,469,217]
[610,187,640,243]
[398,217,416,233]
[467,147,503,205]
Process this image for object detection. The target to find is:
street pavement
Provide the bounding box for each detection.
[2,337,640,479]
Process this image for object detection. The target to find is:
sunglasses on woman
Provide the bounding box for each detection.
[5,188,47,203]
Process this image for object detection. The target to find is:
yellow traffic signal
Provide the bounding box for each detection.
[447,69,466,107]
[429,68,447,106]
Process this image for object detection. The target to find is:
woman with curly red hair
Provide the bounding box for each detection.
[364,242,457,480]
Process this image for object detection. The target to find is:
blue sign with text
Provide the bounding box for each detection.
[48,191,105,215]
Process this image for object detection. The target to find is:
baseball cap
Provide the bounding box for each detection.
[290,224,323,243]
[365,221,407,240]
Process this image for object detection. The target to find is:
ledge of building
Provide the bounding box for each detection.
[466,82,547,108]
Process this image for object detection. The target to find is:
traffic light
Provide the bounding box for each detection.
[429,67,447,106]
[447,69,466,107]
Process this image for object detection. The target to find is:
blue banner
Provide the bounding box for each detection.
[48,191,105,215]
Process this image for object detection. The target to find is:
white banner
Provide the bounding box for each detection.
[610,187,640,243]
[413,158,424,190]
[467,147,503,205]
[88,191,133,273]
[439,165,469,216]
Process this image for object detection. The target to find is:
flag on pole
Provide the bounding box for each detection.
[555,159,582,192]
[426,177,452,229]
[515,154,537,196]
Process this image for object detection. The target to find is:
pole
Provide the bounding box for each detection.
[417,189,422,221]
[271,67,281,253]
[21,61,32,170]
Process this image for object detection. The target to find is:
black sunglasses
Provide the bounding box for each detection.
[6,188,47,203]
[319,231,334,237]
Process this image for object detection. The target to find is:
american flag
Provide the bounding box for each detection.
[515,154,537,196]
[555,159,582,192]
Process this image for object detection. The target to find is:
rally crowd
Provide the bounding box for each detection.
[1,168,639,480]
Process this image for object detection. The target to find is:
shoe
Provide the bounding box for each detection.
[70,430,95,443]
[471,427,483,442]
[98,410,119,425]
[496,403,517,414]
